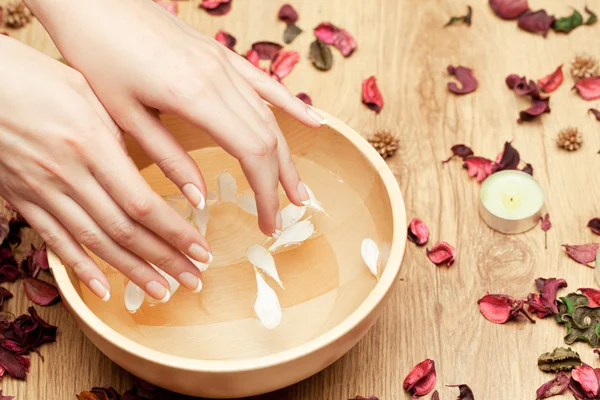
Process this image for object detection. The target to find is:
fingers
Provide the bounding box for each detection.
[226,51,328,127]
[16,201,112,302]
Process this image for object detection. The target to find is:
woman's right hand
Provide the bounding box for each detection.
[0,36,209,302]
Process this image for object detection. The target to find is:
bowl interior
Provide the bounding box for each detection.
[61,109,397,361]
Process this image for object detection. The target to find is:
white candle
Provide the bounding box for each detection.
[479,170,544,234]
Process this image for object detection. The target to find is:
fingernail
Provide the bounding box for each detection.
[275,210,282,231]
[182,183,205,210]
[146,280,170,302]
[306,107,327,125]
[297,181,310,202]
[179,272,203,293]
[188,243,211,263]
[89,279,110,302]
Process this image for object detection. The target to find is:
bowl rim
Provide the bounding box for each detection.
[49,108,407,373]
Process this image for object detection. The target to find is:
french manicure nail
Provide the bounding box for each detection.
[182,183,205,210]
[89,279,110,302]
[146,280,170,302]
[189,243,211,263]
[297,181,310,202]
[275,210,282,231]
[306,107,327,125]
[179,272,203,293]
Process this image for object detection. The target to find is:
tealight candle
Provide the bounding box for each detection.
[479,170,544,234]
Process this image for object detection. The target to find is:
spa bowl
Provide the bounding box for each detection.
[48,107,406,398]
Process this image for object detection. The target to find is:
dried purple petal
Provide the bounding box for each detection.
[489,0,529,19]
[296,93,312,105]
[446,384,475,400]
[426,241,455,266]
[447,65,478,94]
[407,218,429,246]
[442,144,474,163]
[536,372,569,399]
[518,10,556,37]
[251,41,283,60]
[277,4,298,24]
[563,243,600,267]
[403,359,436,396]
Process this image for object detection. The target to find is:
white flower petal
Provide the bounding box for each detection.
[206,191,219,206]
[236,195,258,216]
[124,280,144,313]
[361,238,379,278]
[268,219,314,252]
[301,183,324,213]
[192,207,210,236]
[254,270,282,329]
[280,204,306,230]
[217,172,237,202]
[247,244,283,288]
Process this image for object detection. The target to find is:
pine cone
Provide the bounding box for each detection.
[557,127,583,151]
[570,53,600,81]
[5,1,31,29]
[367,130,399,159]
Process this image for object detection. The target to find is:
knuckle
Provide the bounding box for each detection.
[107,219,137,245]
[78,228,103,249]
[156,154,184,180]
[125,195,154,219]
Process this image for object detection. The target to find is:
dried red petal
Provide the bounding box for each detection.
[270,50,300,80]
[446,384,474,400]
[0,214,7,245]
[0,389,14,400]
[492,141,520,172]
[361,76,383,113]
[526,293,551,318]
[403,359,436,396]
[519,98,550,123]
[574,77,600,101]
[426,241,455,266]
[589,108,600,121]
[518,10,555,37]
[541,213,551,231]
[579,288,600,307]
[333,30,357,57]
[245,49,260,68]
[563,244,600,267]
[535,278,567,314]
[0,265,19,284]
[535,371,570,399]
[442,144,474,163]
[278,4,298,24]
[538,65,564,93]
[571,363,600,398]
[588,218,600,235]
[489,0,529,19]
[23,277,60,306]
[154,1,177,15]
[251,41,283,60]
[314,22,339,44]
[296,93,312,105]
[0,347,29,379]
[199,0,231,16]
[447,66,478,94]
[478,294,512,323]
[407,218,429,246]
[462,156,494,182]
[215,30,236,51]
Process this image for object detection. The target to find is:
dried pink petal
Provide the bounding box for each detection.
[538,65,564,93]
[407,218,429,246]
[518,98,550,123]
[489,0,529,19]
[22,277,60,306]
[526,293,551,318]
[270,50,300,80]
[296,93,312,105]
[570,363,600,398]
[361,76,383,113]
[154,1,178,15]
[588,218,600,235]
[536,372,570,399]
[442,144,474,163]
[215,30,236,51]
[251,41,283,60]
[541,213,551,231]
[535,278,567,314]
[574,77,600,101]
[563,243,600,267]
[447,65,478,94]
[462,156,494,182]
[426,241,455,266]
[446,384,475,400]
[518,10,555,37]
[314,22,339,44]
[199,0,231,15]
[403,359,436,396]
[589,108,600,121]
[278,4,298,24]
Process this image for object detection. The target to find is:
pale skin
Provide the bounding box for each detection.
[0,0,326,302]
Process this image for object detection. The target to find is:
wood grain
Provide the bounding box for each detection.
[2,0,600,398]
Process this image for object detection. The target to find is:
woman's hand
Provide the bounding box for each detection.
[26,0,327,236]
[0,36,209,301]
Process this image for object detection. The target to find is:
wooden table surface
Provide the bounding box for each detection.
[3,0,600,398]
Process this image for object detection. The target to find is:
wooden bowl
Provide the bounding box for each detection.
[48,107,407,398]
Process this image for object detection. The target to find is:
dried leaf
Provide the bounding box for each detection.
[462,156,494,182]
[575,77,600,101]
[579,288,600,307]
[0,214,7,245]
[247,244,282,288]
[444,6,473,27]
[589,108,600,121]
[251,41,283,60]
[361,238,379,278]
[535,371,570,399]
[570,363,600,398]
[403,359,436,396]
[585,6,597,25]
[217,172,237,202]
[447,65,478,94]
[215,30,236,51]
[236,195,258,216]
[22,277,60,306]
[309,39,333,71]
[538,65,564,93]
[446,384,475,400]
[280,203,306,230]
[268,219,314,252]
[489,0,529,19]
[537,347,582,372]
[361,76,383,113]
[563,244,600,267]
[442,144,474,163]
[283,23,302,44]
[537,277,567,314]
[426,241,455,266]
[296,92,312,105]
[518,10,556,37]
[124,281,144,313]
[278,4,298,24]
[407,218,429,246]
[254,270,281,329]
[519,98,550,123]
[541,213,551,231]
[198,0,231,16]
[552,9,583,33]
[301,183,324,213]
[271,50,300,80]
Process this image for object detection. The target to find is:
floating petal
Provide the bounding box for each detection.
[236,195,258,216]
[361,238,379,277]
[254,270,282,329]
[268,219,315,252]
[247,244,282,288]
[124,281,144,313]
[217,172,237,202]
[281,203,306,230]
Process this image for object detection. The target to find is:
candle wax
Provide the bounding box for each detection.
[480,171,544,220]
